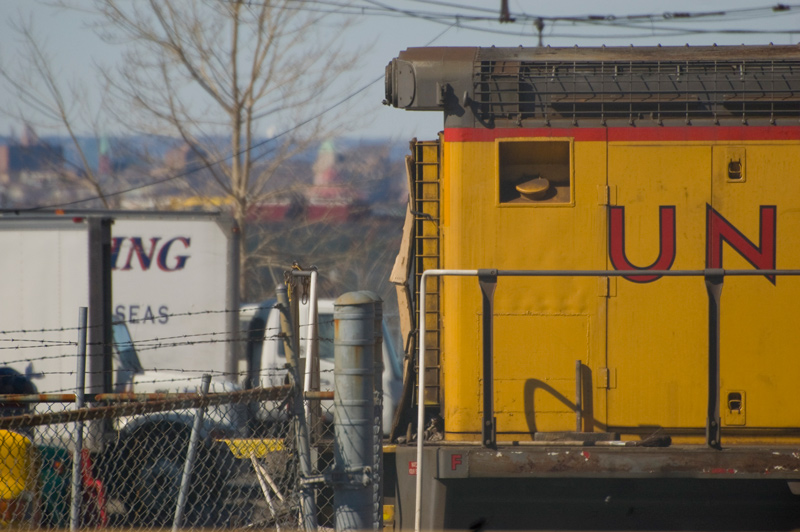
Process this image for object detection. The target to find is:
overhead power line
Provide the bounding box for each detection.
[274,1,800,39]
[294,0,800,25]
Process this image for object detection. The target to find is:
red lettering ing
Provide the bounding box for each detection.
[451,454,462,470]
[608,206,676,283]
[110,236,191,272]
[157,237,191,272]
[113,237,161,271]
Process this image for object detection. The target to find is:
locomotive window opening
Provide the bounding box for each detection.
[498,139,571,204]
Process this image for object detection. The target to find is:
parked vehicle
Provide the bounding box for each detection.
[239,297,403,434]
[0,210,239,397]
[0,211,239,527]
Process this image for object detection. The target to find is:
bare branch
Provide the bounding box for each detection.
[0,16,110,207]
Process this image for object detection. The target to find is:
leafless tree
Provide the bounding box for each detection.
[86,0,362,296]
[247,214,402,306]
[243,141,406,302]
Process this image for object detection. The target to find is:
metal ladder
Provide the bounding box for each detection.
[412,138,442,409]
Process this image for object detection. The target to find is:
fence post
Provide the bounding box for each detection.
[86,217,112,453]
[359,291,384,530]
[172,374,212,530]
[70,307,88,532]
[333,292,376,531]
[277,285,318,530]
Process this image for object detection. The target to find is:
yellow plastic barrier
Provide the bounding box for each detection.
[0,430,37,526]
[220,438,285,459]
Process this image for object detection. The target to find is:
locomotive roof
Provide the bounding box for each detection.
[386,45,800,128]
[397,44,800,63]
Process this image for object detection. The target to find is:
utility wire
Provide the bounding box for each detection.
[294,0,800,26]
[274,1,800,40]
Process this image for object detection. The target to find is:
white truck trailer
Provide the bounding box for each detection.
[0,210,242,526]
[0,210,240,398]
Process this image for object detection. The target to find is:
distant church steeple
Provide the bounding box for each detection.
[98,135,111,176]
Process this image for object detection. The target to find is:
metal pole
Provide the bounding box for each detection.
[70,307,88,532]
[334,293,376,531]
[289,269,321,434]
[575,360,583,433]
[277,286,297,363]
[371,294,384,531]
[705,272,724,450]
[277,286,318,530]
[416,269,478,532]
[478,270,497,449]
[359,291,385,529]
[303,270,319,423]
[87,218,112,453]
[411,267,800,532]
[225,219,241,383]
[172,374,212,530]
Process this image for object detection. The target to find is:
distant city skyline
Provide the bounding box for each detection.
[1,1,798,142]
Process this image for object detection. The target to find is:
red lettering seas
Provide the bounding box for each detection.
[111,237,191,272]
[608,204,776,284]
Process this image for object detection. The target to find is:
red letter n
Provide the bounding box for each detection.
[706,205,776,284]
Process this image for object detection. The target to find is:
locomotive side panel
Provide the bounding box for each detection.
[440,131,800,442]
[711,142,800,433]
[442,134,609,438]
[606,142,711,434]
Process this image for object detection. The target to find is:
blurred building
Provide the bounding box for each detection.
[0,125,63,183]
[164,143,207,171]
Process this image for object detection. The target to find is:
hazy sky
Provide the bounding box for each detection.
[2,1,799,141]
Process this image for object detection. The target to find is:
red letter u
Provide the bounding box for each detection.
[609,206,676,283]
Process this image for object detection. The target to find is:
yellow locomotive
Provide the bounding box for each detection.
[385,46,800,530]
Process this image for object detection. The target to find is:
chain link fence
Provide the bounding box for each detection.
[0,381,339,530]
[0,286,393,530]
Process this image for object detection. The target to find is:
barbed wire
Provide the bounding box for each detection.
[0,305,283,335]
[0,341,338,372]
[0,301,360,398]
[14,366,334,382]
[0,339,80,349]
[0,335,342,392]
[0,304,345,337]
[0,323,339,372]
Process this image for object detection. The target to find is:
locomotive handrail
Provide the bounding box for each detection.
[415,267,800,532]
